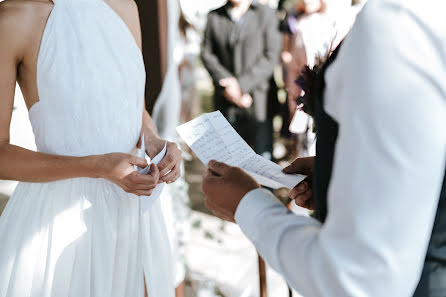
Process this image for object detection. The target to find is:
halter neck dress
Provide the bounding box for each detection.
[0,0,174,296]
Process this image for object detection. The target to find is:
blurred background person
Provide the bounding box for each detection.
[176,11,201,125]
[202,0,281,160]
[279,0,317,159]
[279,0,361,158]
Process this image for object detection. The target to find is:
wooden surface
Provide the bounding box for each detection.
[259,254,268,297]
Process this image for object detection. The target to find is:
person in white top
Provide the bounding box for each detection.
[0,0,182,296]
[202,0,446,296]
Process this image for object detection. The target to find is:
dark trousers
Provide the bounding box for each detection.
[229,115,274,159]
[413,261,446,297]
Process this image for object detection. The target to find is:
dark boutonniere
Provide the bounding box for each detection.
[295,64,319,118]
[295,41,337,119]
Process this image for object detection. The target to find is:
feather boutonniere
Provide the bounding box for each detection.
[295,40,338,119]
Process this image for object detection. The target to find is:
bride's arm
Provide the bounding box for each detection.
[0,5,157,196]
[129,1,182,185]
[0,6,96,183]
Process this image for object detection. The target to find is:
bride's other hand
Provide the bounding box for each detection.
[147,138,182,184]
[283,157,314,210]
[98,153,160,196]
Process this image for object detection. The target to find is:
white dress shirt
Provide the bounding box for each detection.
[235,0,446,296]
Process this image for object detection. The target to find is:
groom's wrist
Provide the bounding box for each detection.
[235,188,270,223]
[235,188,284,239]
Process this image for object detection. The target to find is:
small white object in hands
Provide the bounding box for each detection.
[137,134,167,212]
[289,109,309,134]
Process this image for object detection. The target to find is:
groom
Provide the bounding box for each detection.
[202,0,446,296]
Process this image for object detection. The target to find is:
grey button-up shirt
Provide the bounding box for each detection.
[202,2,281,122]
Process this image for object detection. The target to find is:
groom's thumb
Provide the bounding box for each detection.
[283,158,310,175]
[208,160,232,176]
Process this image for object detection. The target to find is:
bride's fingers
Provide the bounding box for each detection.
[132,189,154,197]
[159,164,181,183]
[131,182,157,191]
[128,171,158,187]
[158,145,181,176]
[148,164,160,180]
[121,182,156,195]
[123,180,156,192]
[128,155,148,168]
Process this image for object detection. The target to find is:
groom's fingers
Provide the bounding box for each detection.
[208,160,233,176]
[289,181,309,199]
[204,196,235,223]
[283,157,313,175]
[305,199,315,210]
[294,190,313,208]
[202,169,223,194]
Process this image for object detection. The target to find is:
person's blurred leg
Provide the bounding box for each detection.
[229,114,252,146]
[253,118,274,160]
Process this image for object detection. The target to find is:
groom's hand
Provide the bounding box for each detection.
[146,138,182,184]
[202,160,260,222]
[283,157,315,210]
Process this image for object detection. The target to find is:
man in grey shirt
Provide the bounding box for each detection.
[202,0,281,159]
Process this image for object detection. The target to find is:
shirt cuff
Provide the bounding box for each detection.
[235,188,285,241]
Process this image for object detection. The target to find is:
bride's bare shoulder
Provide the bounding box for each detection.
[0,0,52,35]
[109,0,141,47]
[0,0,53,56]
[0,0,52,18]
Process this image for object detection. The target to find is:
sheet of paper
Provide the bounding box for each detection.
[289,109,309,134]
[207,111,256,164]
[137,135,167,212]
[177,111,306,189]
[240,154,306,189]
[176,111,255,167]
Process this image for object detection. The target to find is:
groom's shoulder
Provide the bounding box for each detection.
[358,0,443,25]
[355,0,445,41]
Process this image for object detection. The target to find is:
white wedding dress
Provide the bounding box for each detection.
[0,0,174,296]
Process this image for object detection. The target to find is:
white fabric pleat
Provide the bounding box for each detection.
[0,0,174,296]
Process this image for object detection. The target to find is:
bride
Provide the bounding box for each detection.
[0,0,181,296]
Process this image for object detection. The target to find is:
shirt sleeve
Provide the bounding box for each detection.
[235,2,446,297]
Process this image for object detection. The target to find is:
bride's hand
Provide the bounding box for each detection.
[98,153,160,196]
[146,138,182,184]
